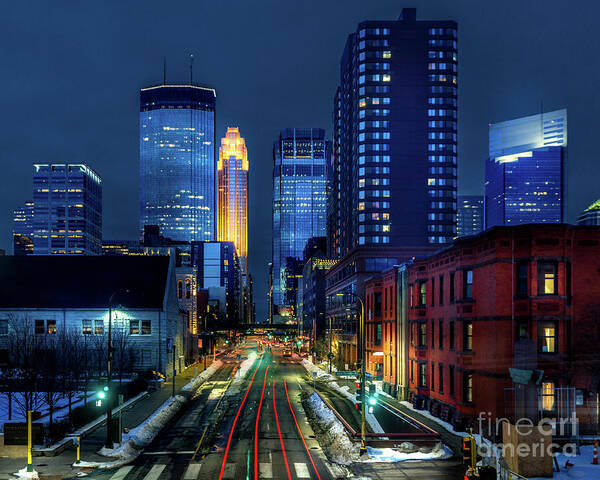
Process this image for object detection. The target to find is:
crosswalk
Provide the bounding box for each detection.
[108,461,317,480]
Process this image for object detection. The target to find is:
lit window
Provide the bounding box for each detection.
[382,51,391,58]
[537,262,557,295]
[541,382,555,411]
[538,322,556,353]
[382,74,391,82]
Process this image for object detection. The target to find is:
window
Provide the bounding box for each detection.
[438,364,444,393]
[419,363,427,387]
[439,320,444,349]
[419,322,427,347]
[0,319,7,336]
[431,362,435,391]
[418,281,427,306]
[431,277,435,306]
[376,324,382,345]
[141,320,152,335]
[35,320,45,334]
[431,320,435,348]
[516,262,528,297]
[82,320,92,335]
[177,280,183,299]
[463,373,473,403]
[47,320,56,334]
[463,322,473,351]
[185,279,191,299]
[94,320,104,335]
[129,319,140,335]
[538,321,557,353]
[449,272,455,302]
[449,365,455,396]
[410,323,414,346]
[439,274,444,305]
[541,381,555,411]
[463,269,473,299]
[449,321,455,349]
[537,262,557,295]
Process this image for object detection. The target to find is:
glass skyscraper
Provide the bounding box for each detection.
[218,127,248,262]
[485,108,567,228]
[32,163,102,255]
[272,128,328,307]
[328,8,458,257]
[457,195,484,237]
[12,201,34,255]
[139,84,216,242]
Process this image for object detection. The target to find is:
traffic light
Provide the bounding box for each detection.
[367,383,378,413]
[296,340,302,347]
[462,435,476,468]
[96,386,108,407]
[354,381,362,410]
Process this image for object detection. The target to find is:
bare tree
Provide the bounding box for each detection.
[112,327,134,386]
[89,331,107,378]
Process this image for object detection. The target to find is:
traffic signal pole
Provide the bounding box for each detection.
[106,301,113,449]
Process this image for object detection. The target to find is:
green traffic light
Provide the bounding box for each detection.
[368,397,376,406]
[98,391,106,399]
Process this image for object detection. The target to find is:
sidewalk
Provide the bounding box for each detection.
[0,360,212,479]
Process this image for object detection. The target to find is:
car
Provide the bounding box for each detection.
[283,349,292,357]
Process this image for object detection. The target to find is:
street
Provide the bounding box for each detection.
[70,339,464,480]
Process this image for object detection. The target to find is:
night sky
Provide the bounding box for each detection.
[2,1,599,321]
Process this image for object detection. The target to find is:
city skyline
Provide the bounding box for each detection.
[2,0,600,321]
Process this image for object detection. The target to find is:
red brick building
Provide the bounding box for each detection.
[402,224,600,432]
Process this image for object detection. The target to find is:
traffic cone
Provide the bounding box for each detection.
[593,440,598,465]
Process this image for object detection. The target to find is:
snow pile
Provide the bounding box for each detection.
[14,468,39,479]
[182,360,223,393]
[305,392,359,465]
[365,443,453,462]
[89,394,186,466]
[529,444,597,480]
[301,358,336,381]
[227,352,257,395]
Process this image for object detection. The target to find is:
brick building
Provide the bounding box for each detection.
[401,224,600,432]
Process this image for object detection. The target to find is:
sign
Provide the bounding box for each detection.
[312,372,317,378]
[3,423,44,446]
[335,371,358,377]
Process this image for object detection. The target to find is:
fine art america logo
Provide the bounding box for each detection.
[476,412,578,457]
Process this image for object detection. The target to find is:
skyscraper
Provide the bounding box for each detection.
[457,195,484,237]
[12,201,34,255]
[485,108,567,228]
[32,164,102,255]
[577,198,600,226]
[328,8,458,257]
[139,84,216,242]
[218,127,248,261]
[272,128,328,307]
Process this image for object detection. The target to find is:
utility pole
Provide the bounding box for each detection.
[106,298,113,449]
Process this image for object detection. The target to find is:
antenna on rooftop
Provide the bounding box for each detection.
[189,54,194,86]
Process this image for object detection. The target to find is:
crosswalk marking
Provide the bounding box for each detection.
[259,462,273,478]
[183,463,201,480]
[109,466,134,480]
[222,463,236,479]
[294,462,311,478]
[143,464,166,480]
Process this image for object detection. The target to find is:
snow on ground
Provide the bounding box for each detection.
[181,360,223,393]
[365,443,453,462]
[14,467,40,479]
[529,445,599,480]
[227,352,258,395]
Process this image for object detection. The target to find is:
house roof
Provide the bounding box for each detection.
[0,255,171,309]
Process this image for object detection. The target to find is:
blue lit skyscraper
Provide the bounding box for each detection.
[272,128,328,307]
[139,84,216,242]
[457,195,484,237]
[32,164,102,255]
[485,108,567,228]
[12,201,34,255]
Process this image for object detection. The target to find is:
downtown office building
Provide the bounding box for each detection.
[30,164,102,255]
[485,108,567,228]
[457,195,484,237]
[139,84,217,243]
[328,8,458,258]
[272,128,328,308]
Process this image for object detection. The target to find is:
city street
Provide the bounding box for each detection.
[66,339,464,480]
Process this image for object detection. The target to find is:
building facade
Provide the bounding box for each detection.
[272,128,328,307]
[402,224,600,433]
[328,8,458,257]
[457,195,484,237]
[12,201,34,256]
[139,84,217,243]
[0,255,186,376]
[32,164,102,255]
[577,198,600,226]
[485,109,567,228]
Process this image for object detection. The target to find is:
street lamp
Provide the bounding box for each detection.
[336,292,367,456]
[105,289,130,449]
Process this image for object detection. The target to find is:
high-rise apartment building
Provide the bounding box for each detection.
[12,201,34,255]
[32,164,102,255]
[485,109,567,228]
[457,195,484,237]
[139,84,216,242]
[272,128,328,306]
[328,8,458,257]
[218,127,248,261]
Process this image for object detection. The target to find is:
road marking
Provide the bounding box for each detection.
[222,462,236,479]
[142,464,166,480]
[143,450,195,455]
[109,466,134,480]
[183,463,201,479]
[294,462,310,478]
[259,463,273,478]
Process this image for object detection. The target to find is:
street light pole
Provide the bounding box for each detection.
[328,316,333,374]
